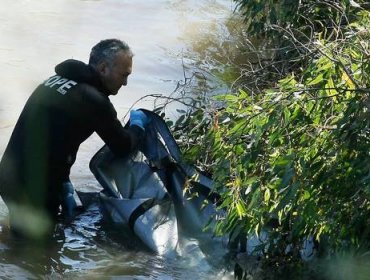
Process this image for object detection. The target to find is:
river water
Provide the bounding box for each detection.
[0,0,235,279]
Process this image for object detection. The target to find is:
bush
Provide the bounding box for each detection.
[160,0,370,267]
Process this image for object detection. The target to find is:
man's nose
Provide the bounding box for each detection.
[122,77,128,86]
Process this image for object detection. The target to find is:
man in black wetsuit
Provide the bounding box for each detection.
[0,39,148,238]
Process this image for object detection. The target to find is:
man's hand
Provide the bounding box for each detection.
[130,109,149,131]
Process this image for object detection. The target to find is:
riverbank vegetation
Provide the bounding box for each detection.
[157,1,369,278]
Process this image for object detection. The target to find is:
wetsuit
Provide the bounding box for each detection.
[0,59,143,231]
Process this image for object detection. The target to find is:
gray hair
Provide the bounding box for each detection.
[89,39,133,66]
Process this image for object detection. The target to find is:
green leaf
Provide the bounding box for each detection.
[236,202,247,218]
[229,118,248,135]
[264,188,271,203]
[307,73,325,85]
[303,190,311,200]
[213,94,239,102]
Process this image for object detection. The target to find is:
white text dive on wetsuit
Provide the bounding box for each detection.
[44,75,78,95]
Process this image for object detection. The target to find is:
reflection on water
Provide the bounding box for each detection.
[0,201,232,279]
[0,0,234,278]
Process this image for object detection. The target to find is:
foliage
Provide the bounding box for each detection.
[233,0,369,38]
[160,0,370,265]
[228,0,370,95]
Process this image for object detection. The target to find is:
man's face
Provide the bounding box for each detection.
[99,50,133,95]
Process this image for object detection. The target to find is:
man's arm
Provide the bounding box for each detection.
[94,102,145,157]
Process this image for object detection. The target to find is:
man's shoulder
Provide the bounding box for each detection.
[77,83,109,104]
[76,83,116,115]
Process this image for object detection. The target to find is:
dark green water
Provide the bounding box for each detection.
[0,199,232,279]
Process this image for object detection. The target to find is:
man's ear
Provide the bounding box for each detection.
[96,62,108,76]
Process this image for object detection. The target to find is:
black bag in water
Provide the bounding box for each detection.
[80,109,222,255]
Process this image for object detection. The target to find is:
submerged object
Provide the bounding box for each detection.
[78,110,223,256]
[76,109,315,264]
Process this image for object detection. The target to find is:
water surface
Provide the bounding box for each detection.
[0,1,235,279]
